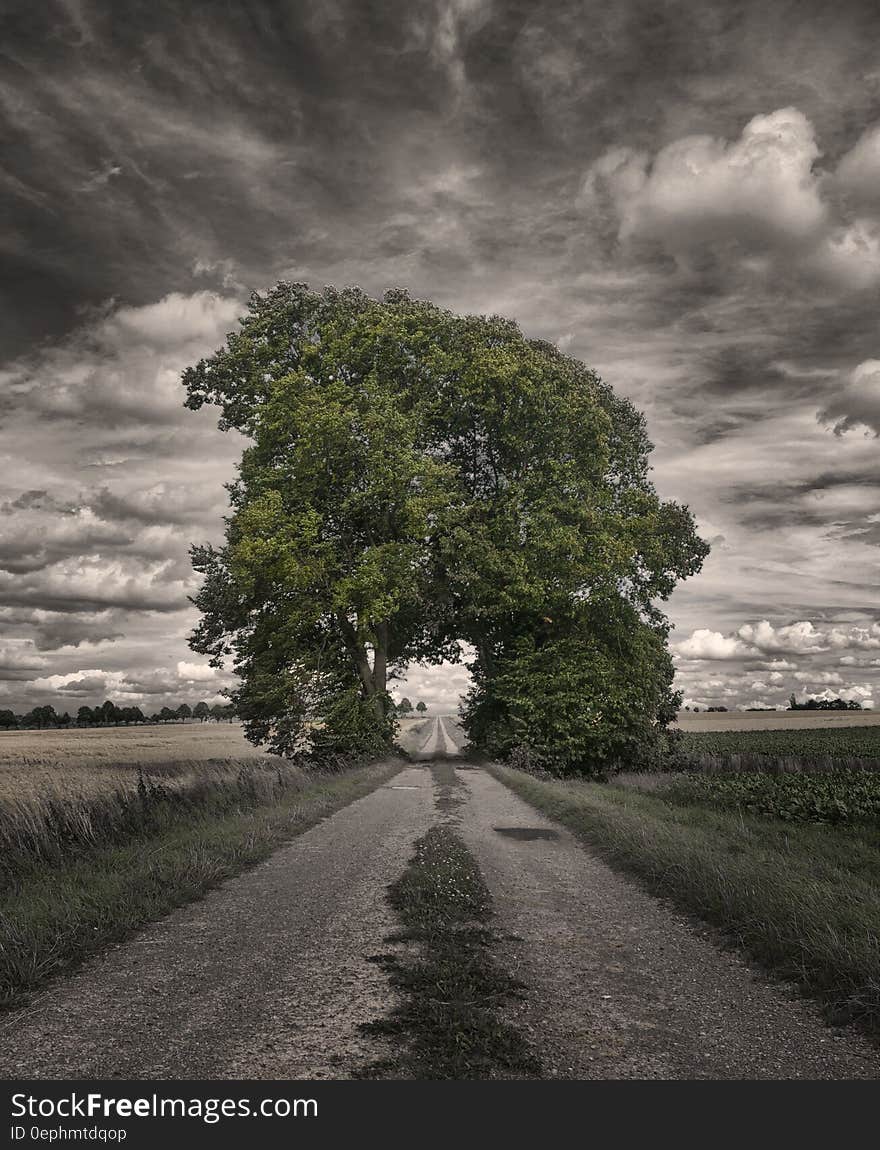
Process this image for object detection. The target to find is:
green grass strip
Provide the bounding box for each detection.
[361,825,541,1079]
[491,764,880,1034]
[0,761,401,1008]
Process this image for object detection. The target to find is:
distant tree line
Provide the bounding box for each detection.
[0,699,237,731]
[788,694,862,711]
[393,698,428,717]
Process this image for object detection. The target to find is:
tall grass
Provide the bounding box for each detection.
[0,759,305,885]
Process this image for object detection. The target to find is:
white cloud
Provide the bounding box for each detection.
[585,107,880,288]
[673,628,751,660]
[0,642,49,681]
[737,619,829,654]
[819,359,880,437]
[177,660,218,682]
[793,670,843,685]
[796,684,874,707]
[588,108,826,252]
[836,123,880,209]
[807,220,880,290]
[106,291,241,350]
[6,291,242,427]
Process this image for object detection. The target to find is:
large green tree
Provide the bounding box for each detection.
[183,283,707,767]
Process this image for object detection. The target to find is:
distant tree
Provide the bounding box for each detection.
[0,709,17,729]
[210,704,225,722]
[692,706,700,713]
[77,705,94,726]
[99,700,119,726]
[149,712,162,724]
[788,693,798,711]
[58,711,72,727]
[397,697,413,717]
[22,705,58,729]
[416,700,427,714]
[159,706,176,723]
[193,701,211,722]
[176,703,192,722]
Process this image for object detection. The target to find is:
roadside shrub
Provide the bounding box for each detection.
[462,602,680,777]
[310,689,397,759]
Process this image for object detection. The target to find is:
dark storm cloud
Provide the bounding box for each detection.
[2,0,880,710]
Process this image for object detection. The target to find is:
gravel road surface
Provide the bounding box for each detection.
[2,749,878,1080]
[455,766,880,1080]
[406,715,462,760]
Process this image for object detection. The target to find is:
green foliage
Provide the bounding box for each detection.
[310,689,397,759]
[664,770,880,825]
[462,599,681,775]
[183,283,707,765]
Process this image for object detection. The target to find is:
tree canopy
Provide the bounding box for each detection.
[183,284,708,770]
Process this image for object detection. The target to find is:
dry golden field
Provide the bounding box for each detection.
[0,722,277,803]
[674,710,880,732]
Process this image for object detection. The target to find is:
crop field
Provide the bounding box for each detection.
[678,725,880,769]
[674,709,880,732]
[0,722,278,805]
[663,770,880,825]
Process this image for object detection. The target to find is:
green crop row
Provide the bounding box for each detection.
[664,770,880,825]
[678,726,880,763]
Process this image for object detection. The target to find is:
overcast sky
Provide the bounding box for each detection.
[1,0,879,715]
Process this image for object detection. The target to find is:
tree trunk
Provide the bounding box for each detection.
[336,611,391,722]
[373,622,388,695]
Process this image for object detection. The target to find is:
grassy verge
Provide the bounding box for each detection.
[491,764,880,1034]
[360,825,541,1079]
[0,759,401,1008]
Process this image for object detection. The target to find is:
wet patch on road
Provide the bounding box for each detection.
[494,827,559,842]
[430,760,466,818]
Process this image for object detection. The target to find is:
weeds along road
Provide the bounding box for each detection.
[1,742,878,1079]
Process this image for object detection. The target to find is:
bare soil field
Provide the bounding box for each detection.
[675,710,880,732]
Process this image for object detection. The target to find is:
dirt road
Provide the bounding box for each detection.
[1,751,878,1079]
[406,715,463,759]
[0,765,434,1079]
